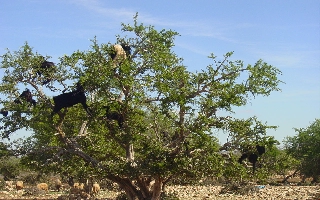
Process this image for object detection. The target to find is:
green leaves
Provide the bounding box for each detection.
[225,116,278,151]
[246,59,283,96]
[284,119,320,181]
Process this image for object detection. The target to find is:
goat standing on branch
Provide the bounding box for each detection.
[0,89,36,117]
[34,57,55,85]
[0,110,8,117]
[109,44,131,68]
[14,88,37,106]
[51,83,92,117]
[238,144,266,174]
[104,105,124,128]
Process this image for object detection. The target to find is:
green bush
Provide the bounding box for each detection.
[19,171,41,185]
[284,119,320,182]
[0,156,22,180]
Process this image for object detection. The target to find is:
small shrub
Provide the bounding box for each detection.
[0,156,21,180]
[19,171,40,184]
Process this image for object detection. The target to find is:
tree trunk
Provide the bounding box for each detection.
[115,175,164,200]
[116,178,141,200]
[136,176,152,198]
[151,176,163,200]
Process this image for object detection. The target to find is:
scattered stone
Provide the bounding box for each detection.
[0,185,319,199]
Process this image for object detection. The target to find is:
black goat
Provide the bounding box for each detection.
[256,144,266,155]
[35,60,55,85]
[37,61,55,75]
[104,105,124,128]
[51,83,91,117]
[238,153,248,164]
[0,110,8,117]
[14,89,37,106]
[0,89,36,117]
[238,145,265,174]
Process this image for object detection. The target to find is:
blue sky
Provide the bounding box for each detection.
[1,0,319,145]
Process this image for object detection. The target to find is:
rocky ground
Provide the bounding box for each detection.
[164,185,320,200]
[0,185,319,200]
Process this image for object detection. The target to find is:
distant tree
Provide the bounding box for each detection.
[284,119,320,183]
[0,14,283,199]
[219,117,283,183]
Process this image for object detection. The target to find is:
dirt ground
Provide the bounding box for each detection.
[0,185,319,200]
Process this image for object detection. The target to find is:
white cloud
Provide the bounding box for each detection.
[67,0,255,45]
[67,0,319,73]
[69,0,137,21]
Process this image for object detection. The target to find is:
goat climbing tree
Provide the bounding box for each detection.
[0,14,283,200]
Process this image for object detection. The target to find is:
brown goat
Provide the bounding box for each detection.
[37,183,48,191]
[16,181,23,190]
[92,182,100,195]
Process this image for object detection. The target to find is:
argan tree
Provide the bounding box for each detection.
[0,15,283,199]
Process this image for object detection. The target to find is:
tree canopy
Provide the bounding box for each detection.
[0,15,283,199]
[284,119,320,182]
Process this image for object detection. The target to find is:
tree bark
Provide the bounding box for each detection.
[113,175,164,200]
[113,177,140,200]
[152,176,163,200]
[136,176,152,198]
